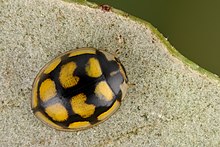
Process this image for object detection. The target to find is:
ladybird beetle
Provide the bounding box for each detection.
[31,48,128,131]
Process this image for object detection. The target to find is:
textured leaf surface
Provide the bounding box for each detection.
[0,0,220,146]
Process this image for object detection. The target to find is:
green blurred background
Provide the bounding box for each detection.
[89,0,220,76]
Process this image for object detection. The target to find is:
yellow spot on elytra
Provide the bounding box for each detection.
[59,62,79,88]
[86,58,102,78]
[35,111,63,129]
[71,93,95,118]
[40,79,57,102]
[97,100,120,121]
[69,48,96,57]
[32,78,39,108]
[95,81,114,101]
[44,58,61,74]
[68,121,91,129]
[45,103,68,122]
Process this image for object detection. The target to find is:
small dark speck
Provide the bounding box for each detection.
[100,4,111,12]
[207,103,212,108]
[155,133,162,137]
[123,13,129,17]
[152,37,156,43]
[2,101,4,104]
[141,114,148,121]
[137,106,141,110]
